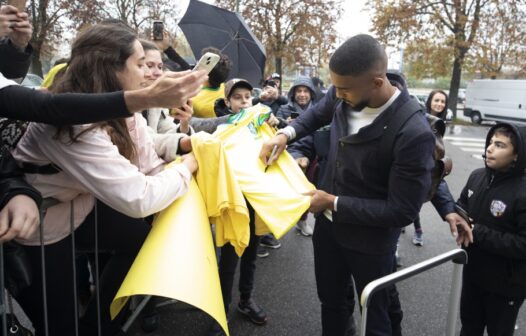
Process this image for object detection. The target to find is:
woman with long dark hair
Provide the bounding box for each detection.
[425,89,449,120]
[410,90,450,246]
[12,24,198,336]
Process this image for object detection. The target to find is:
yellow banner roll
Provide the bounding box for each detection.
[110,179,228,335]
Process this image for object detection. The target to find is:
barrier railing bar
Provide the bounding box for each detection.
[359,249,468,336]
[94,202,102,336]
[70,201,80,336]
[1,244,7,336]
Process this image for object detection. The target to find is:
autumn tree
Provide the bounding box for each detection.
[369,0,488,115]
[402,38,454,80]
[68,0,182,37]
[470,0,526,79]
[216,0,342,78]
[0,0,184,76]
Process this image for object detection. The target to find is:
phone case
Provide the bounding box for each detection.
[152,21,164,41]
[7,0,26,11]
[454,204,471,224]
[193,52,220,75]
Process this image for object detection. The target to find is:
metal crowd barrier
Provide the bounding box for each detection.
[0,199,179,336]
[359,249,468,336]
[0,200,101,336]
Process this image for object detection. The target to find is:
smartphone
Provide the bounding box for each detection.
[192,52,220,75]
[290,111,300,119]
[455,204,472,224]
[7,0,26,11]
[152,21,164,41]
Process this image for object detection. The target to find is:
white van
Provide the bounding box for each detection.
[464,80,526,124]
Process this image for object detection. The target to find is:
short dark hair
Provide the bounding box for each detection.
[492,125,518,154]
[201,47,232,88]
[329,34,387,76]
[311,76,323,87]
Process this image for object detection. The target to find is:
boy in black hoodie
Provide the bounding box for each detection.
[458,123,526,336]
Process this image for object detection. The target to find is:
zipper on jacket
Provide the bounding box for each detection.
[487,174,495,189]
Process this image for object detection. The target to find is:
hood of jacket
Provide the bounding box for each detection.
[485,122,526,175]
[386,71,408,92]
[287,76,317,104]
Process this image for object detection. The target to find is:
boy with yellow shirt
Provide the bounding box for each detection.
[192,47,232,118]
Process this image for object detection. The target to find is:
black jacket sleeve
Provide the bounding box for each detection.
[287,134,315,161]
[0,85,131,124]
[164,47,191,71]
[0,148,41,209]
[0,38,32,80]
[431,179,456,219]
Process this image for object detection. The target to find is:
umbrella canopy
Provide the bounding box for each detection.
[179,0,266,86]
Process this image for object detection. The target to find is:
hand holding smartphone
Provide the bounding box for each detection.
[152,21,164,41]
[192,52,220,75]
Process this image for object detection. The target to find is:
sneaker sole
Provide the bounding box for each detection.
[260,243,281,249]
[412,240,423,246]
[257,252,269,258]
[237,306,267,325]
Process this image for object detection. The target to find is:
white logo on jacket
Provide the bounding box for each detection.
[468,189,473,198]
[490,200,507,217]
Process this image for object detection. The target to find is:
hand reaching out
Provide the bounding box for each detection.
[445,212,473,247]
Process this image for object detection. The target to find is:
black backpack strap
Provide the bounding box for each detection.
[21,162,62,175]
[378,97,423,176]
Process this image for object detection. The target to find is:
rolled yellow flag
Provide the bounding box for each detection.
[111,179,228,335]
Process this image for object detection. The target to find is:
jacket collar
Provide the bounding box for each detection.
[339,90,410,144]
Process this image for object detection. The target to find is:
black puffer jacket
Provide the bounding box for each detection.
[0,38,32,82]
[458,122,526,298]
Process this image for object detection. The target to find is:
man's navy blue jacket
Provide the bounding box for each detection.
[289,74,435,254]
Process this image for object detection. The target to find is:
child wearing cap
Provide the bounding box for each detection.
[224,78,254,114]
[209,78,269,335]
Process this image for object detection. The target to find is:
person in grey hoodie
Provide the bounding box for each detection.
[276,76,317,123]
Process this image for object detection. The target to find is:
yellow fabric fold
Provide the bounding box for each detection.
[192,105,315,255]
[191,132,251,256]
[110,179,229,335]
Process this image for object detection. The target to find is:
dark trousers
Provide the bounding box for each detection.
[218,204,259,311]
[16,201,150,336]
[460,276,524,336]
[413,215,422,232]
[313,215,402,336]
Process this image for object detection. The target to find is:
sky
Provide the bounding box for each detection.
[194,0,402,69]
[197,0,373,40]
[335,0,372,40]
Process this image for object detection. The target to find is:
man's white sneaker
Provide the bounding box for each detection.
[296,219,313,236]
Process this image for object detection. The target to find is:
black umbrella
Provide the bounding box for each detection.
[178,0,266,86]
